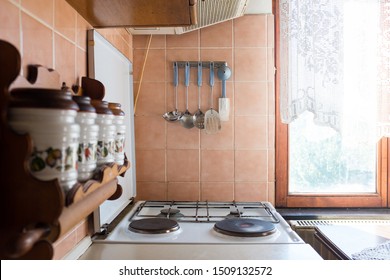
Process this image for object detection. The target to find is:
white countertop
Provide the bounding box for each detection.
[78,243,322,260]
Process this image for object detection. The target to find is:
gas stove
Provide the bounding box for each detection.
[95,201,304,244]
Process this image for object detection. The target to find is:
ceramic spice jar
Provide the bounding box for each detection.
[90,100,116,166]
[7,88,80,193]
[72,96,99,181]
[108,102,126,165]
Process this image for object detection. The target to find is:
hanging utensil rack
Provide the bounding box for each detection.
[175,61,228,70]
[166,61,230,131]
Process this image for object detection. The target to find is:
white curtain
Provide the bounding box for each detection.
[279,0,390,140]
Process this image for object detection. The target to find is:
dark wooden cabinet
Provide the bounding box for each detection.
[66,0,197,28]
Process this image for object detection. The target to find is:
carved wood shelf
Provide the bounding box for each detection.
[0,40,128,260]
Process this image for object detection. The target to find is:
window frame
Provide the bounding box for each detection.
[273,0,389,208]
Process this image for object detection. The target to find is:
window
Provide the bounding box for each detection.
[274,0,389,207]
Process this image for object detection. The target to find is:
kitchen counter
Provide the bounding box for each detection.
[315,224,390,260]
[78,243,322,260]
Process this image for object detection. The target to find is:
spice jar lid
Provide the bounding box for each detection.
[90,99,113,115]
[108,102,125,116]
[72,95,96,113]
[9,88,79,110]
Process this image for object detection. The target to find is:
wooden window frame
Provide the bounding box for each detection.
[273,0,389,208]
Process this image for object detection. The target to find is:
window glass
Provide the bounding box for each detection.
[289,111,377,194]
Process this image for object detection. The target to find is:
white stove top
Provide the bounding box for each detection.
[96,201,304,244]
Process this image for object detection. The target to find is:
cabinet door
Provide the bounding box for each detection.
[87,30,136,230]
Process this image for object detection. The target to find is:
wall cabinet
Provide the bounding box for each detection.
[66,0,197,28]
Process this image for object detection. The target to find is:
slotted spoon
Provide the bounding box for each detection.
[204,62,221,134]
[193,62,205,129]
[179,62,194,129]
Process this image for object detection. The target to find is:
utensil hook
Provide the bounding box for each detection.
[173,62,178,110]
[197,62,202,109]
[185,61,190,110]
[209,61,214,109]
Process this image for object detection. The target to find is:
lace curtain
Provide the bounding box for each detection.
[279,0,390,140]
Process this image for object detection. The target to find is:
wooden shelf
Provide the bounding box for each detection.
[0,40,129,260]
[66,0,197,28]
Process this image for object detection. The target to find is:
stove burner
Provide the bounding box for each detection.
[214,218,276,237]
[129,218,180,234]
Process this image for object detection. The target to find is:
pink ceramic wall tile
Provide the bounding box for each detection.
[235,150,268,182]
[167,149,199,182]
[21,12,53,72]
[133,49,166,82]
[268,81,275,115]
[75,47,87,84]
[136,182,168,201]
[0,0,20,49]
[235,116,268,149]
[200,20,233,48]
[201,182,234,201]
[267,182,275,204]
[234,82,268,116]
[267,47,275,81]
[168,182,200,201]
[268,149,275,182]
[133,34,166,49]
[234,15,267,48]
[167,30,199,48]
[22,0,54,26]
[200,48,234,74]
[234,48,267,81]
[55,33,76,87]
[135,116,166,149]
[167,122,200,149]
[268,115,275,149]
[75,220,89,242]
[200,150,234,182]
[52,228,77,259]
[235,182,268,202]
[200,117,234,150]
[134,82,166,116]
[54,0,76,42]
[136,150,166,181]
[267,15,275,48]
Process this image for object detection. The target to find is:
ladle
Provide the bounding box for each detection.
[179,62,194,129]
[193,62,205,129]
[162,62,182,122]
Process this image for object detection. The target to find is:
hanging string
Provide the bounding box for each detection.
[133,34,153,115]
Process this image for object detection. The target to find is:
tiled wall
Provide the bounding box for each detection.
[0,0,133,259]
[133,15,275,203]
